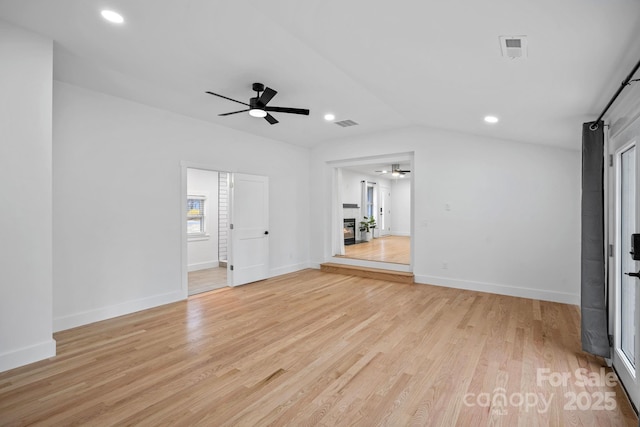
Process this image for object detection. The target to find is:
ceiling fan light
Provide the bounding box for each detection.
[391,171,400,177]
[249,108,267,118]
[101,10,124,24]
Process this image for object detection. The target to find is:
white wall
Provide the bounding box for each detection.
[390,179,411,236]
[187,168,219,271]
[340,169,363,208]
[341,169,391,206]
[310,126,581,304]
[0,21,56,371]
[53,82,310,331]
[340,169,390,221]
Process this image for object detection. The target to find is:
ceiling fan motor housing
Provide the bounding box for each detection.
[249,97,261,109]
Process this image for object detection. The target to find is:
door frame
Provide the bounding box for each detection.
[180,161,232,299]
[327,152,414,272]
[608,136,640,408]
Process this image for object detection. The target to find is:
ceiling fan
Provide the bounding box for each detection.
[206,82,310,125]
[375,164,411,177]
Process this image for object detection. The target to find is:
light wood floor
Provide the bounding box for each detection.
[0,269,636,426]
[188,267,227,295]
[341,235,410,265]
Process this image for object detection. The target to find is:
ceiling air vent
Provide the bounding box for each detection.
[499,35,527,59]
[335,119,359,128]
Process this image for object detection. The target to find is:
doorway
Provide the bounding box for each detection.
[330,153,413,271]
[186,167,229,295]
[611,140,640,408]
[181,164,271,297]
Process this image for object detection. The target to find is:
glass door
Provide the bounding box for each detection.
[613,142,640,408]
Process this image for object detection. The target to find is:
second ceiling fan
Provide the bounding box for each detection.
[375,164,411,177]
[206,82,310,125]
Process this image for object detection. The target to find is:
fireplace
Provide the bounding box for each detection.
[343,218,356,245]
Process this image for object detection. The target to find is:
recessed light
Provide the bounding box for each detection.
[484,115,499,124]
[324,113,335,121]
[101,10,124,24]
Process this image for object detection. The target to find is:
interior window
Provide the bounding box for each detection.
[366,185,374,218]
[187,196,206,235]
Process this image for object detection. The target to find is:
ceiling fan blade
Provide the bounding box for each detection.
[258,87,277,107]
[264,113,279,125]
[218,109,250,116]
[206,91,249,107]
[264,106,310,115]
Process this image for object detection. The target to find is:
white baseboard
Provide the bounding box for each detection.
[414,274,579,305]
[269,262,311,278]
[389,232,411,237]
[188,261,219,272]
[53,290,185,332]
[0,338,56,373]
[310,262,575,305]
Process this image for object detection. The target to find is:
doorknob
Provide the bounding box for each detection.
[264,231,269,235]
[624,271,640,278]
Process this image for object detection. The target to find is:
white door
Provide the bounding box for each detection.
[611,141,640,407]
[229,173,269,286]
[379,185,391,236]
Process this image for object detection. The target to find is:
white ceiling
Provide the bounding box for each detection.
[1,0,639,150]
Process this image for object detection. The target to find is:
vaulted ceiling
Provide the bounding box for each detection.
[1,0,639,150]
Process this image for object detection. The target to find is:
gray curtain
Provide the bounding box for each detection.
[580,121,609,357]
